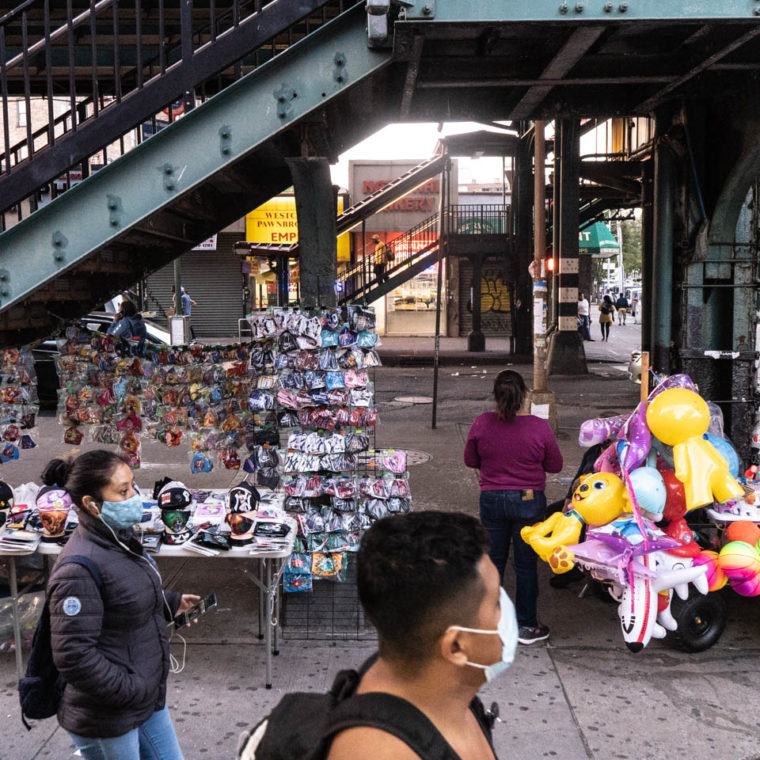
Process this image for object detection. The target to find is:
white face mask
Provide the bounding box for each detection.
[449,587,518,682]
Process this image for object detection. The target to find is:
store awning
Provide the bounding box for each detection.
[579,222,619,258]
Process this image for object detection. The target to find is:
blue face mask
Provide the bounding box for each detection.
[449,588,518,682]
[99,492,143,530]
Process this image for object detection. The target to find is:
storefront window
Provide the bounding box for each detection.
[385,263,445,335]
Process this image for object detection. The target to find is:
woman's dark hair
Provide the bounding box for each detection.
[493,369,527,422]
[358,511,490,667]
[120,299,138,318]
[603,294,613,305]
[42,451,128,508]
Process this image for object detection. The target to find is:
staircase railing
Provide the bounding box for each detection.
[338,211,441,301]
[0,0,359,223]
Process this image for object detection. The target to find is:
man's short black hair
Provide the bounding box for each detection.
[357,511,490,667]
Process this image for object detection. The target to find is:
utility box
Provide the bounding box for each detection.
[169,316,190,345]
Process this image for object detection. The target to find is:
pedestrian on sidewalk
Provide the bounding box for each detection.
[464,370,563,646]
[43,451,199,760]
[323,511,515,759]
[577,292,593,341]
[615,293,629,325]
[599,294,615,341]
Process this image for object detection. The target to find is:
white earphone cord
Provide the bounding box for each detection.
[100,515,186,674]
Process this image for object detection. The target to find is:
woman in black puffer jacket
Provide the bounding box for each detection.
[45,451,199,760]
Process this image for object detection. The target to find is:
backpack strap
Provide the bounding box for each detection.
[325,693,457,760]
[55,555,104,590]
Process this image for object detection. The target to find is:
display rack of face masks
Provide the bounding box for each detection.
[0,349,39,463]
[53,327,257,471]
[241,307,412,592]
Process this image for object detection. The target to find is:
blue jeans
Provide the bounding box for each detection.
[68,706,184,760]
[480,489,546,628]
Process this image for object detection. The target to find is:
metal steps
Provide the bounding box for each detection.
[0,2,391,346]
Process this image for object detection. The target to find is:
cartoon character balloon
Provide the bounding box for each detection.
[646,388,744,510]
[521,472,627,568]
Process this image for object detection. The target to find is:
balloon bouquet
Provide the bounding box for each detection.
[521,374,745,652]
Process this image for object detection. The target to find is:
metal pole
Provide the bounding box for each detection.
[617,218,624,294]
[173,259,182,314]
[533,121,548,393]
[9,557,23,681]
[432,158,449,429]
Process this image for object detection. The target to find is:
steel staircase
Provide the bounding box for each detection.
[240,153,447,258]
[0,1,390,346]
[337,210,441,305]
[0,0,359,221]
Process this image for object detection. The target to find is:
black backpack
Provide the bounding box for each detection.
[18,555,103,730]
[600,303,611,315]
[237,658,498,760]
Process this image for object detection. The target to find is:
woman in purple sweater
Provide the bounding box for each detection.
[464,370,563,645]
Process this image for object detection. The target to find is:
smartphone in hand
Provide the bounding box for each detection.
[174,592,217,629]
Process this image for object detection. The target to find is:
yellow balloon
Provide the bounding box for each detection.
[646,388,709,446]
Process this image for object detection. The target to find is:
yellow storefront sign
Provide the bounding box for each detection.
[245,196,350,262]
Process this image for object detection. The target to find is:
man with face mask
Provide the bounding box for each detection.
[328,511,516,760]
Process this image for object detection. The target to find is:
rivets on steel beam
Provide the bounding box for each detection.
[160,163,178,191]
[603,2,613,10]
[219,125,232,156]
[52,230,68,264]
[421,3,432,14]
[106,194,124,228]
[618,3,628,11]
[558,3,568,14]
[574,2,583,11]
[754,6,760,15]
[0,269,10,300]
[273,84,297,120]
[333,53,347,85]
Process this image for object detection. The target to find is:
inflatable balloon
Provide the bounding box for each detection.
[651,437,675,468]
[704,433,740,479]
[660,470,687,522]
[646,388,744,510]
[693,550,728,591]
[729,576,760,597]
[648,374,698,400]
[726,520,760,547]
[718,541,760,583]
[593,442,622,475]
[706,401,726,438]
[618,402,651,473]
[626,467,666,520]
[521,472,627,566]
[578,413,628,448]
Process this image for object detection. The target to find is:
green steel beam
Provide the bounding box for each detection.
[0,4,389,314]
[401,0,759,21]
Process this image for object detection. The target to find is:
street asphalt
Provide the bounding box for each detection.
[4,318,760,760]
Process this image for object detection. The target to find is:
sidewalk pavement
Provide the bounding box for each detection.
[6,324,759,760]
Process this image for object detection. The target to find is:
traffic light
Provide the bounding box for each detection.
[545,256,555,273]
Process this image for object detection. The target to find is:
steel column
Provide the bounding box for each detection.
[548,119,586,375]
[467,254,485,351]
[652,116,675,374]
[287,157,338,309]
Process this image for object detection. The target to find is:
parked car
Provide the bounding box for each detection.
[32,312,170,408]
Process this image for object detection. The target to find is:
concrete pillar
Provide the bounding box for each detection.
[548,119,587,375]
[468,255,485,351]
[286,157,337,309]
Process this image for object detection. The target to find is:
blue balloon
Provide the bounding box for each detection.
[628,467,667,516]
[703,433,740,478]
